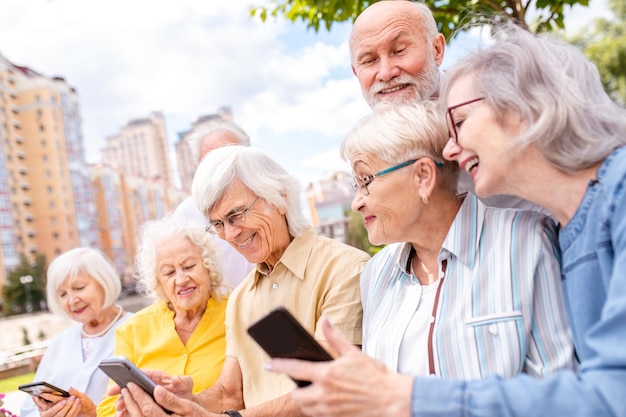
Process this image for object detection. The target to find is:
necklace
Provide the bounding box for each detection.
[81,305,124,338]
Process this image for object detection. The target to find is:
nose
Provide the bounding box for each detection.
[377,56,400,82]
[174,269,188,284]
[223,222,242,242]
[351,191,366,213]
[442,137,462,162]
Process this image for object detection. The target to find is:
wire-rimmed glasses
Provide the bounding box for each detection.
[205,197,259,234]
[447,97,485,143]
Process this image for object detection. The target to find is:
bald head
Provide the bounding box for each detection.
[349,0,445,106]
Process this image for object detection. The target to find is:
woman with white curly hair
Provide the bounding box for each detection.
[97,215,229,417]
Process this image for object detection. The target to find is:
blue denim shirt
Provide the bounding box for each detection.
[410,146,626,417]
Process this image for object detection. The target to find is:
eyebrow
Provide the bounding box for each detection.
[355,31,407,62]
[211,202,248,222]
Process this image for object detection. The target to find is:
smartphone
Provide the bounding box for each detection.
[98,356,158,394]
[247,306,332,387]
[18,381,70,400]
[98,356,172,414]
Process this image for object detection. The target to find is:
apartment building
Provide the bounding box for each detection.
[306,171,354,242]
[175,107,233,193]
[102,111,174,188]
[90,163,187,285]
[0,53,98,284]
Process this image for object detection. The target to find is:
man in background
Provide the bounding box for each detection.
[174,120,254,287]
[348,0,542,210]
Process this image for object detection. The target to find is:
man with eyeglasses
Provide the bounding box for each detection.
[174,119,254,288]
[113,146,370,417]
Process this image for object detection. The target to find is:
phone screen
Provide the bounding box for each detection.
[247,306,332,386]
[19,382,70,399]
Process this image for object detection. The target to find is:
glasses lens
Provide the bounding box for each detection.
[206,222,223,234]
[227,212,245,227]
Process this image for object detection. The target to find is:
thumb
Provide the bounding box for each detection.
[322,317,360,356]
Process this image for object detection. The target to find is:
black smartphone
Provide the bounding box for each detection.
[247,306,332,387]
[18,381,70,400]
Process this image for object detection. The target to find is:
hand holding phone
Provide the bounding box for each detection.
[247,306,332,387]
[98,356,172,414]
[18,381,70,401]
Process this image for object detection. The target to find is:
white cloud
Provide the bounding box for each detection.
[0,0,611,185]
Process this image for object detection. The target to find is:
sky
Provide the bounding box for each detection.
[0,0,613,189]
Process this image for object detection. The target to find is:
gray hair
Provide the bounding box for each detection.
[341,100,459,195]
[134,215,229,302]
[46,247,121,319]
[187,120,250,164]
[442,23,626,173]
[192,146,309,238]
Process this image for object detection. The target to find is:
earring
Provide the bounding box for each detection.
[421,193,429,205]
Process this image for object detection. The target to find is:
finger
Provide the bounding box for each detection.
[153,384,191,414]
[107,383,122,396]
[39,393,66,404]
[321,317,360,356]
[126,383,169,417]
[143,370,169,385]
[266,356,320,383]
[120,387,143,417]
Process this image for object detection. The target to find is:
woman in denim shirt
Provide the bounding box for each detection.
[267,24,626,417]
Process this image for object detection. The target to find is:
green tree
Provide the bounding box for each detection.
[250,0,589,40]
[568,0,626,104]
[345,210,383,256]
[2,254,47,315]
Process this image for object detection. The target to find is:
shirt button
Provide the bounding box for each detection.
[488,324,498,335]
[272,283,278,289]
[181,353,188,359]
[438,270,445,279]
[429,316,435,324]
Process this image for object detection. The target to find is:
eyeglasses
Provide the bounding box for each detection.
[447,97,485,143]
[205,197,259,234]
[352,158,444,196]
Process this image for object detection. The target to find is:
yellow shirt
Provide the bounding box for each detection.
[96,298,227,417]
[227,228,369,407]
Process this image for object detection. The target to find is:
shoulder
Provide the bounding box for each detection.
[118,302,168,328]
[312,233,370,262]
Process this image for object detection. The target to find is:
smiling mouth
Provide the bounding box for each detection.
[379,84,409,95]
[465,157,479,175]
[236,233,255,247]
[178,287,196,296]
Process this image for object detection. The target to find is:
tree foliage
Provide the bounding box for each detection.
[568,0,626,104]
[345,209,383,256]
[2,254,47,315]
[250,0,590,40]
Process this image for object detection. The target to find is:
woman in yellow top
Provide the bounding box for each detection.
[96,215,230,417]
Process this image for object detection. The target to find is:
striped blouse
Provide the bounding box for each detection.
[361,193,577,379]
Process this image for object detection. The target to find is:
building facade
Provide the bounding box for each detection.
[0,53,99,284]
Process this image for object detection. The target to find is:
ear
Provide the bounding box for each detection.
[432,34,446,66]
[412,158,438,199]
[278,192,288,215]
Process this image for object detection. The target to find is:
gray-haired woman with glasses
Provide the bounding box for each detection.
[340,100,575,379]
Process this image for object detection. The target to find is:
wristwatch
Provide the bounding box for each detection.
[221,411,242,417]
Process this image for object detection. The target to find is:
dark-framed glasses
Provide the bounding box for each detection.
[206,197,259,234]
[352,158,443,196]
[447,97,485,143]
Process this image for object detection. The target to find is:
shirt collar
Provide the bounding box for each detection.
[440,192,484,270]
[246,228,316,291]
